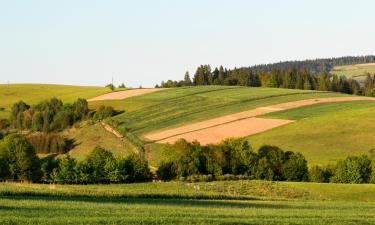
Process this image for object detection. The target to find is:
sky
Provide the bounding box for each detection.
[1,0,375,87]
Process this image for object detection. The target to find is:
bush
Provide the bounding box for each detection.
[93,106,116,120]
[332,155,372,184]
[282,152,308,181]
[309,165,334,183]
[0,119,10,129]
[0,134,41,182]
[51,156,77,184]
[40,156,59,183]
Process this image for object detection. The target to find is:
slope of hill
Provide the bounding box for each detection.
[331,63,375,78]
[0,84,110,119]
[108,86,345,137]
[250,100,375,165]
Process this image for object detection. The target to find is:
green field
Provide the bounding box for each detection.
[331,63,375,79]
[1,181,375,224]
[250,101,375,165]
[101,86,345,137]
[61,123,135,160]
[0,84,109,119]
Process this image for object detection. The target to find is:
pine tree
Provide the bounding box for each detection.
[184,71,192,86]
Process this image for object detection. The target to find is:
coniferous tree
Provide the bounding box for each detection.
[184,71,192,86]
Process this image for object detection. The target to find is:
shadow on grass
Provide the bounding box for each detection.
[0,194,303,210]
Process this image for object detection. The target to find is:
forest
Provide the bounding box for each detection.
[158,56,375,97]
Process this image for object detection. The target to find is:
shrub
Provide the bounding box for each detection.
[156,161,176,181]
[369,161,375,184]
[0,119,10,129]
[0,134,41,182]
[282,152,308,181]
[40,157,59,183]
[106,84,115,91]
[308,165,334,183]
[51,156,77,184]
[93,106,116,120]
[332,155,372,184]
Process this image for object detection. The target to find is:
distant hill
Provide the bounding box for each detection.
[0,84,109,119]
[245,55,375,75]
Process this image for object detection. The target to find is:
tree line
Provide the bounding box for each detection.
[0,134,152,183]
[156,138,375,184]
[0,134,374,184]
[158,61,375,97]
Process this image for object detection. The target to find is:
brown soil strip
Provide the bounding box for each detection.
[145,96,374,144]
[88,88,165,101]
[157,118,293,145]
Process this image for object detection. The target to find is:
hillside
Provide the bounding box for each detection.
[0,84,109,119]
[331,63,375,78]
[108,86,344,137]
[250,100,375,165]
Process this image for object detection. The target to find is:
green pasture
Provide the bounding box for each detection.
[1,181,375,224]
[250,100,375,165]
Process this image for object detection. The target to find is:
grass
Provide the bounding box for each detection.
[331,63,375,79]
[62,123,135,160]
[250,101,375,165]
[0,84,110,119]
[1,181,375,224]
[103,86,345,137]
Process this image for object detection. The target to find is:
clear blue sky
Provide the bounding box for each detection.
[1,0,374,87]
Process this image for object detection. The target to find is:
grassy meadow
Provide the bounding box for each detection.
[0,84,110,119]
[62,123,135,160]
[251,101,375,165]
[101,86,345,137]
[331,63,375,81]
[1,181,375,224]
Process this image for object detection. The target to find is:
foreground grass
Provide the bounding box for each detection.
[1,181,375,224]
[251,101,375,165]
[0,84,109,119]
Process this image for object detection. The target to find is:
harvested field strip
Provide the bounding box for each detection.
[88,88,165,101]
[127,91,335,135]
[157,118,294,145]
[145,96,374,144]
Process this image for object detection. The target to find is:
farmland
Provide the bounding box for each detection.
[331,63,375,78]
[1,181,375,224]
[0,84,110,119]
[250,100,375,165]
[109,86,344,137]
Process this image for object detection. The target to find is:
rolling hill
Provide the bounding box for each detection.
[331,63,375,83]
[0,84,110,119]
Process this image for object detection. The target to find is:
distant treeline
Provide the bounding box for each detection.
[158,56,375,97]
[157,138,375,184]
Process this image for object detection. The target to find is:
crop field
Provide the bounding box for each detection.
[88,88,165,101]
[1,181,375,224]
[145,96,373,145]
[250,100,375,165]
[106,86,344,137]
[331,63,375,80]
[0,84,109,119]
